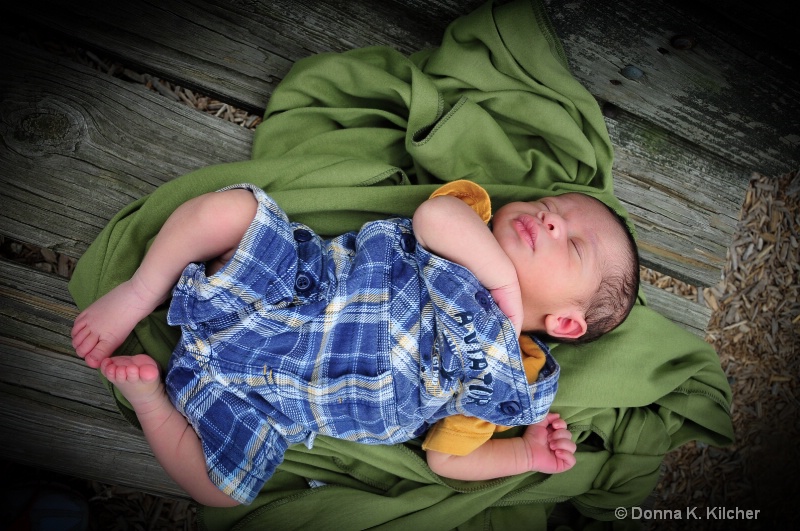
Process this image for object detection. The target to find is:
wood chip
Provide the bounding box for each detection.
[647,170,800,523]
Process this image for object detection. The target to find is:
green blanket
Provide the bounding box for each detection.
[68,0,733,529]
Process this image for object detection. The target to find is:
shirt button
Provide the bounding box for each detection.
[499,401,521,416]
[294,229,313,242]
[400,233,416,253]
[475,290,492,310]
[295,273,313,292]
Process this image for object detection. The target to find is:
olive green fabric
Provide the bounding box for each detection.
[68,0,732,529]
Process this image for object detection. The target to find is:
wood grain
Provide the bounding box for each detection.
[2,36,743,286]
[1,38,252,258]
[545,0,799,176]
[7,0,795,177]
[0,336,185,498]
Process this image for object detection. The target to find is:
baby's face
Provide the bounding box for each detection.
[491,193,626,330]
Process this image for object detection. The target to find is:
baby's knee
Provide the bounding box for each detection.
[198,188,258,233]
[216,188,259,213]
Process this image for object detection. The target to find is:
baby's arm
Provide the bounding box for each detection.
[413,195,523,334]
[426,414,576,481]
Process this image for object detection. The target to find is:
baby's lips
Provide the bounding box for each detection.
[515,215,537,251]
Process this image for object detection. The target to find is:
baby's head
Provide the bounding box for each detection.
[491,192,639,343]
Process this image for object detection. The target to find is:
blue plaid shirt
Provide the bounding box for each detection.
[165,185,559,504]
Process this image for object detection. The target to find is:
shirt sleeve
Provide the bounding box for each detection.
[422,335,548,456]
[428,180,492,224]
[422,414,501,456]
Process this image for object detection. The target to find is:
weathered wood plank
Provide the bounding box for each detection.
[0,337,185,499]
[641,284,710,337]
[5,0,444,112]
[0,37,253,258]
[2,35,741,287]
[10,0,790,175]
[544,0,799,177]
[607,106,747,286]
[0,259,183,495]
[0,258,76,356]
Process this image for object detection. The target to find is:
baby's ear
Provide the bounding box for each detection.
[544,312,587,340]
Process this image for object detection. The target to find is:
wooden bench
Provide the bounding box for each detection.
[1,0,796,501]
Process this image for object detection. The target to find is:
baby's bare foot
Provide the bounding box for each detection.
[72,275,165,368]
[100,354,164,411]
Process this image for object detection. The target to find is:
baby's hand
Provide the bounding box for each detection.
[489,283,523,336]
[522,413,576,474]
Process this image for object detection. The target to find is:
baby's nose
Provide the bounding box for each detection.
[541,212,563,238]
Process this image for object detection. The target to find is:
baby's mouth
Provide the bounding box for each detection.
[514,215,537,251]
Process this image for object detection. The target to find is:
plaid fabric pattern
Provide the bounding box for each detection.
[165,185,559,504]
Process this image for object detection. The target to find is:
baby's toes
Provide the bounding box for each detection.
[71,328,96,358]
[99,358,119,382]
[100,357,135,382]
[131,356,160,383]
[123,364,141,383]
[84,340,117,368]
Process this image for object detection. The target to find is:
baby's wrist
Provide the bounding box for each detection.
[520,436,538,472]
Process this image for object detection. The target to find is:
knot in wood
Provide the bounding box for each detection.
[15,112,71,143]
[6,104,85,157]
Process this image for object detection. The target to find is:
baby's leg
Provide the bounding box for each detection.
[72,188,258,367]
[102,355,238,506]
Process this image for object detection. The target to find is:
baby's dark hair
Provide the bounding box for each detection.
[561,199,640,344]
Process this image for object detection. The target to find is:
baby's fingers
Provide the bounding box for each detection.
[553,449,577,471]
[538,412,563,427]
[549,430,577,454]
